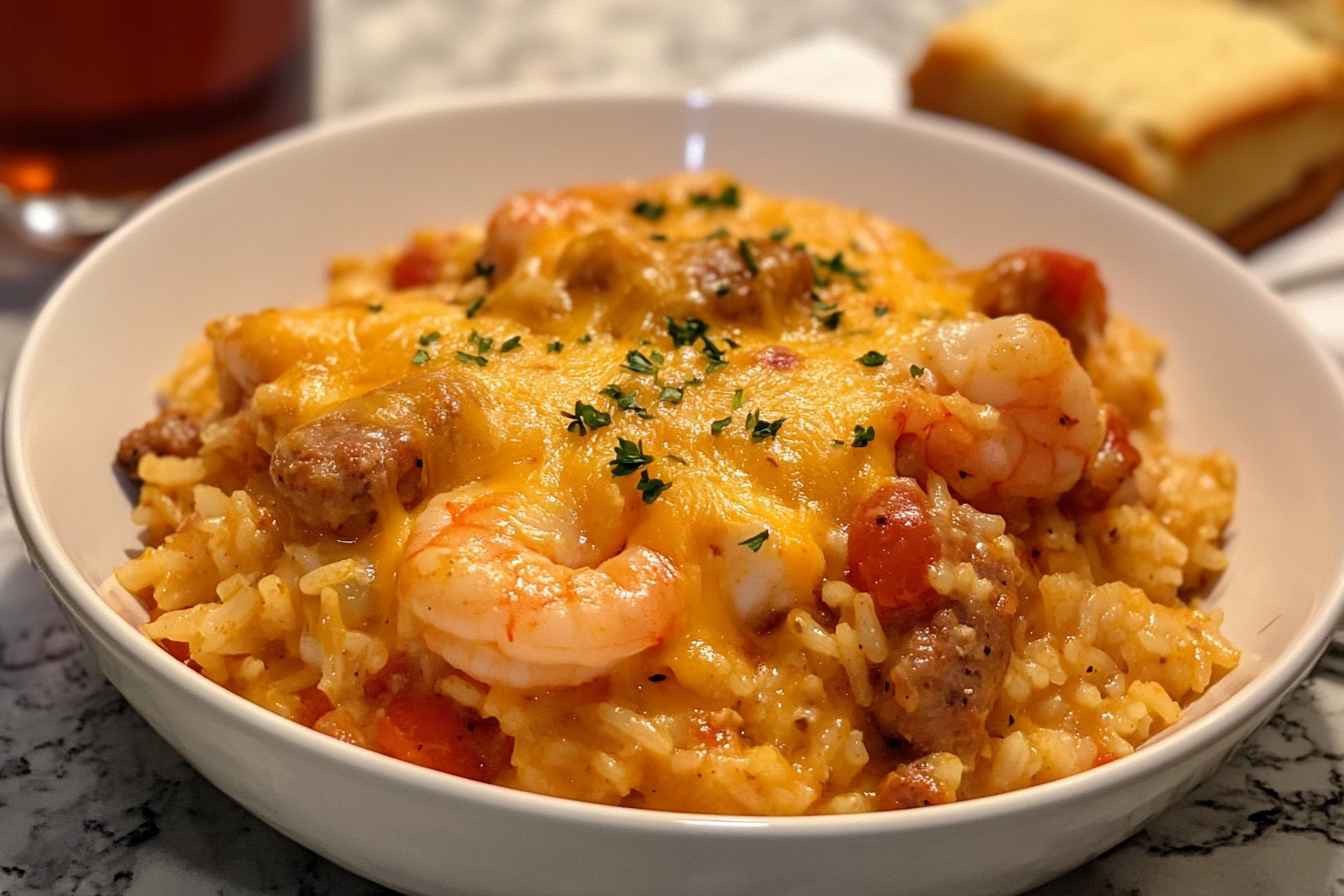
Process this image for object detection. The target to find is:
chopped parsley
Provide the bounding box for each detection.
[732,388,744,409]
[704,226,730,240]
[632,199,666,221]
[499,335,522,353]
[601,384,651,418]
[738,239,759,277]
[464,295,486,318]
[700,336,728,374]
[547,340,564,353]
[667,316,709,347]
[813,251,868,291]
[851,425,876,448]
[454,351,487,367]
[739,530,769,552]
[466,330,492,353]
[411,349,431,366]
[745,409,785,442]
[366,303,384,313]
[874,305,890,317]
[562,401,612,436]
[659,385,684,405]
[623,349,662,375]
[650,233,668,242]
[909,364,925,379]
[811,296,842,330]
[710,415,732,435]
[419,330,441,347]
[578,332,593,345]
[636,470,671,504]
[857,351,887,368]
[473,259,495,279]
[609,438,654,477]
[769,226,791,242]
[690,183,740,210]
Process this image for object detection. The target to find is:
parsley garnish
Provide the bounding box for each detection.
[601,384,652,418]
[710,415,732,435]
[455,351,488,367]
[419,330,441,347]
[367,303,384,313]
[632,199,666,221]
[732,388,744,409]
[636,470,671,504]
[811,296,842,330]
[547,340,564,353]
[745,409,785,442]
[738,239,759,277]
[473,259,495,279]
[650,233,668,242]
[562,401,612,435]
[739,530,769,552]
[909,364,925,378]
[609,438,654,477]
[500,335,522,353]
[857,351,887,368]
[667,316,709,347]
[467,331,492,353]
[851,425,876,448]
[465,295,486,318]
[411,349,430,366]
[769,226,791,242]
[704,227,730,240]
[659,386,684,405]
[699,336,728,374]
[578,332,593,344]
[623,349,662,375]
[874,305,890,317]
[690,183,740,210]
[813,251,868,290]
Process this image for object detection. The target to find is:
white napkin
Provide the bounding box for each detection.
[719,34,1344,357]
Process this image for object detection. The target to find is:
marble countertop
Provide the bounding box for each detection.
[3,1,1343,893]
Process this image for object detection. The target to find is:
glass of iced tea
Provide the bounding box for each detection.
[0,0,312,253]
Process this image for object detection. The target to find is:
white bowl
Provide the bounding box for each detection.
[7,94,1344,896]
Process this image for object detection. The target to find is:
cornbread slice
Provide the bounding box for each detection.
[910,0,1344,249]
[1246,0,1344,45]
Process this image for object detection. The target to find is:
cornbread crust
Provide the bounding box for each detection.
[1223,152,1344,250]
[909,0,1344,248]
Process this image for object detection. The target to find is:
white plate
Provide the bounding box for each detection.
[7,93,1344,896]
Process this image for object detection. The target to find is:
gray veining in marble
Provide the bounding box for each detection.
[3,1,1344,894]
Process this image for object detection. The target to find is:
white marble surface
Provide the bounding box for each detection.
[2,1,1343,894]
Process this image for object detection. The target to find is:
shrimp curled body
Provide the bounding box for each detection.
[400,490,681,689]
[895,315,1103,501]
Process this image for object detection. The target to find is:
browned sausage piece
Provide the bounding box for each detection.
[269,368,472,534]
[116,410,202,479]
[872,598,1011,759]
[877,757,959,810]
[677,237,814,321]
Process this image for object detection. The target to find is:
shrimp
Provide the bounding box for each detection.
[399,489,682,689]
[893,314,1103,502]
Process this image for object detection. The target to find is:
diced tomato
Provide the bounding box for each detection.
[390,244,442,290]
[846,479,943,621]
[373,692,512,781]
[294,686,333,728]
[974,248,1107,356]
[160,639,191,662]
